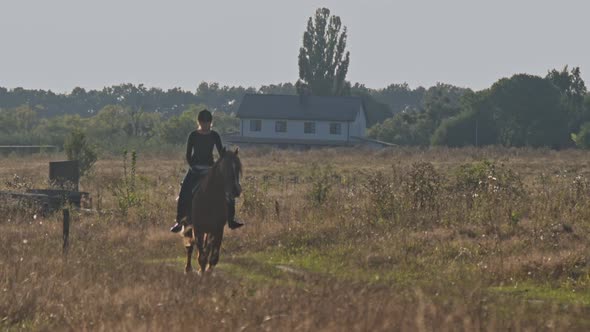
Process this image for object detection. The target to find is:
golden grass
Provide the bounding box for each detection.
[2,146,590,330]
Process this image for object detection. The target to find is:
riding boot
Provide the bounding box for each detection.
[170,170,194,233]
[170,221,183,233]
[227,197,244,230]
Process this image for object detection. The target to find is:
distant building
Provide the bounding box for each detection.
[226,93,379,147]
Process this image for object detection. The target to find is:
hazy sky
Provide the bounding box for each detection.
[0,0,588,93]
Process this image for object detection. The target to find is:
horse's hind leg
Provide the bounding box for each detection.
[184,245,193,273]
[208,229,224,270]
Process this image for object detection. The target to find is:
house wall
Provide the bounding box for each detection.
[240,118,349,141]
[349,106,367,138]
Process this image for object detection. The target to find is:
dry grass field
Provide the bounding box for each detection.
[2,146,590,331]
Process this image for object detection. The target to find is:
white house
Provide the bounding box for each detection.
[226,94,368,147]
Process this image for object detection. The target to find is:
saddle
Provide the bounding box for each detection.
[191,165,210,195]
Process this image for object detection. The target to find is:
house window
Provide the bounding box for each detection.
[329,123,342,135]
[275,120,287,133]
[304,122,315,134]
[249,119,261,132]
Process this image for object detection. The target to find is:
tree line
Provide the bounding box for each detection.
[1,68,588,151]
[0,81,428,151]
[370,66,590,148]
[2,6,589,151]
[293,8,590,149]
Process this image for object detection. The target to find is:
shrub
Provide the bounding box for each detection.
[240,177,270,218]
[405,162,442,210]
[454,160,524,200]
[64,129,98,176]
[453,160,525,227]
[571,122,590,149]
[109,150,143,215]
[363,170,397,223]
[307,163,335,206]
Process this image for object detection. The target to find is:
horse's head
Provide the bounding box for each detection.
[219,147,242,199]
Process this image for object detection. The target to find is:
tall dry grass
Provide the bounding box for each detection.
[1,146,590,331]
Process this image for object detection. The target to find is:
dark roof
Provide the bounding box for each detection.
[236,94,363,121]
[223,135,351,146]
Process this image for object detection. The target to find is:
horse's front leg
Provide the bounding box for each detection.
[182,226,195,273]
[184,244,193,274]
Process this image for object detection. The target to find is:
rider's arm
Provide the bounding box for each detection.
[185,132,195,166]
[214,131,223,157]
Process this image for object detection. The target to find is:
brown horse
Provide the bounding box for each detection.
[182,147,242,274]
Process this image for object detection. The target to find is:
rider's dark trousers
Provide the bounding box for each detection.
[176,169,199,222]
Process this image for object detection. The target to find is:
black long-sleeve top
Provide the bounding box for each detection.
[185,130,223,167]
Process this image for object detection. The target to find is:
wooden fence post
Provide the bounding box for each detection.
[63,208,70,254]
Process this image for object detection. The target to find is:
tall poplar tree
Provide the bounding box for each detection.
[297,8,351,96]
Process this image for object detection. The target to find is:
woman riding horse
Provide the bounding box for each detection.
[183,147,242,273]
[170,109,244,233]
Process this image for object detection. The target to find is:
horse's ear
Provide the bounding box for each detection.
[234,147,239,155]
[221,147,227,157]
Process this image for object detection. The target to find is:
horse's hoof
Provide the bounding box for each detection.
[184,267,192,274]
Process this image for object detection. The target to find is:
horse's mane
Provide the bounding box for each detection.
[197,150,241,195]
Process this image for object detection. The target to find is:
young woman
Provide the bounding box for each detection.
[169,109,243,233]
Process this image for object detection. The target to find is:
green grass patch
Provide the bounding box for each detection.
[218,257,291,285]
[0,318,41,332]
[144,257,185,265]
[145,255,302,286]
[243,246,428,287]
[490,282,590,306]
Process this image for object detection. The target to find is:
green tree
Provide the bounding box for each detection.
[34,114,86,146]
[571,122,590,148]
[196,82,256,113]
[422,84,467,124]
[368,111,432,146]
[88,105,130,138]
[0,105,40,144]
[258,83,296,95]
[297,8,350,96]
[351,83,393,126]
[370,83,426,114]
[442,74,567,148]
[490,74,567,147]
[159,104,208,144]
[431,90,497,147]
[546,66,587,108]
[64,129,98,176]
[546,66,588,136]
[212,111,239,135]
[5,105,38,133]
[367,84,468,146]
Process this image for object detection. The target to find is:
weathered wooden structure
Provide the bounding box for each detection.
[0,160,91,215]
